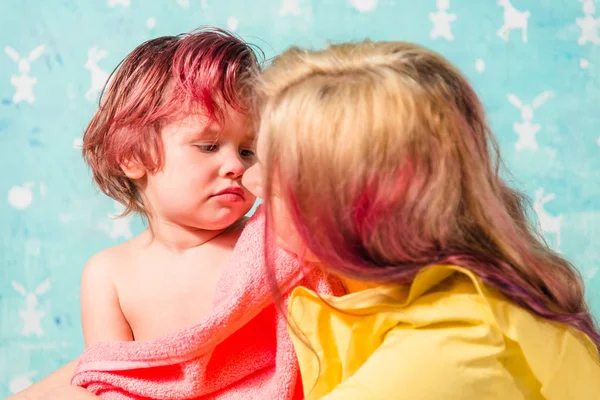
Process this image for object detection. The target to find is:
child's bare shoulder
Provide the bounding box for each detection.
[80,233,148,344]
[81,231,149,282]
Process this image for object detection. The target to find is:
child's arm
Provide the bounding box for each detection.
[45,384,101,399]
[80,251,133,345]
[5,360,98,400]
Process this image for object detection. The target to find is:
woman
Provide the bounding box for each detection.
[242,40,600,399]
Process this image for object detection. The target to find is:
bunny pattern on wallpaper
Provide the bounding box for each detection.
[348,0,379,13]
[507,91,553,152]
[497,0,530,43]
[577,0,600,45]
[430,0,456,41]
[12,279,51,338]
[533,188,562,250]
[85,47,110,102]
[5,45,45,104]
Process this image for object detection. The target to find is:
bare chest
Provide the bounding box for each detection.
[116,250,231,341]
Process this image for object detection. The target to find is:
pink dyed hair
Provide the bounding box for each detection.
[82,27,261,216]
[259,41,600,353]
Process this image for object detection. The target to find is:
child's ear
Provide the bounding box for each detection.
[121,158,146,180]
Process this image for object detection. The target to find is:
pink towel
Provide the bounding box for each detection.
[71,207,345,399]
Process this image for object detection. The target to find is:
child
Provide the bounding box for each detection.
[80,27,259,345]
[9,27,260,399]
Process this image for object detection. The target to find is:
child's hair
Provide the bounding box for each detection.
[82,27,261,216]
[258,40,600,352]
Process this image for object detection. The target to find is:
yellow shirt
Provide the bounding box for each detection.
[287,265,600,399]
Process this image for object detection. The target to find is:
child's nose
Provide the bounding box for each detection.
[220,151,246,179]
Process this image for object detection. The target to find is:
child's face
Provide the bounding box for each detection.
[143,107,257,231]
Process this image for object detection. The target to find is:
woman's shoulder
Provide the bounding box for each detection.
[298,264,591,341]
[290,264,600,399]
[292,264,496,324]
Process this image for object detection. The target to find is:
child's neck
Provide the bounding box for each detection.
[146,217,229,253]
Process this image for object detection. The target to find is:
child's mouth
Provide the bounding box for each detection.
[212,187,246,202]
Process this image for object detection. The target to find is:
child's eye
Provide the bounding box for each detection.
[240,149,255,158]
[196,144,219,152]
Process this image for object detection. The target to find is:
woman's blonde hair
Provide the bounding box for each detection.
[258,40,600,351]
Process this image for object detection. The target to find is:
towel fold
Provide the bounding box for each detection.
[71,208,345,399]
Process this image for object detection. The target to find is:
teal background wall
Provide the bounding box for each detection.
[1,0,599,396]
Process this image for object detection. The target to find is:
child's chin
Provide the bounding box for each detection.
[211,210,251,229]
